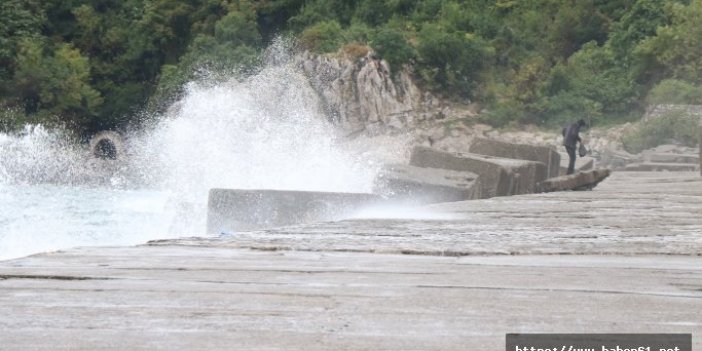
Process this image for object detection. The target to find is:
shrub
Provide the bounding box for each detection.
[354,0,391,26]
[646,79,702,105]
[299,20,344,53]
[344,22,373,44]
[214,10,262,48]
[538,91,602,127]
[341,42,370,60]
[621,108,699,153]
[479,101,524,128]
[371,27,415,70]
[416,24,492,98]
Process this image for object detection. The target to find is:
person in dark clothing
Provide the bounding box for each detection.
[562,119,587,175]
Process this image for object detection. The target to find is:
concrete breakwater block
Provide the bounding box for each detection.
[469,137,561,178]
[600,150,641,170]
[643,152,699,164]
[373,164,481,203]
[207,189,381,234]
[624,162,699,172]
[559,154,594,175]
[409,146,547,198]
[538,168,611,192]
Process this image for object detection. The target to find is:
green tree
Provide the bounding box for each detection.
[0,0,46,89]
[13,39,103,127]
[355,0,391,26]
[371,27,415,70]
[635,0,702,83]
[215,9,262,47]
[299,20,344,53]
[540,42,639,125]
[150,6,263,110]
[646,79,702,105]
[546,0,609,58]
[416,23,493,98]
[288,0,357,29]
[608,0,672,64]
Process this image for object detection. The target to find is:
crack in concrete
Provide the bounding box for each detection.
[0,274,112,281]
[415,284,702,299]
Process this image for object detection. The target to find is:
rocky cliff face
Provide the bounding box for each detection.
[297,51,448,136]
[296,51,685,171]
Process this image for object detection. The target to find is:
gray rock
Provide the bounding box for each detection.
[298,52,436,135]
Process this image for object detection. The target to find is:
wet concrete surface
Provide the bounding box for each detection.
[0,171,700,350]
[157,172,702,256]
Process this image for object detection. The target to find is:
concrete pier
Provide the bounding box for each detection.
[0,171,701,350]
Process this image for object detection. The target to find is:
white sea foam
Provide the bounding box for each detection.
[0,41,399,260]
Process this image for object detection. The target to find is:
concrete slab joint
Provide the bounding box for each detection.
[469,137,561,178]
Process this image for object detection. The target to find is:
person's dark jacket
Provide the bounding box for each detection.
[562,122,583,148]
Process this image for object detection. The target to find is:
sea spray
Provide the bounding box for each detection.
[125,42,385,231]
[0,41,401,259]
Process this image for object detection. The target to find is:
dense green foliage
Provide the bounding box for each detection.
[1,0,702,135]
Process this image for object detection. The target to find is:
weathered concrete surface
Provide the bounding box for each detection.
[643,152,699,164]
[469,137,561,178]
[207,189,380,234]
[1,171,701,350]
[624,162,698,172]
[373,164,481,203]
[601,149,642,170]
[409,146,547,198]
[164,172,701,256]
[0,248,700,351]
[603,143,701,172]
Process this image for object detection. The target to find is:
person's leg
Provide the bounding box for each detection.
[566,145,576,175]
